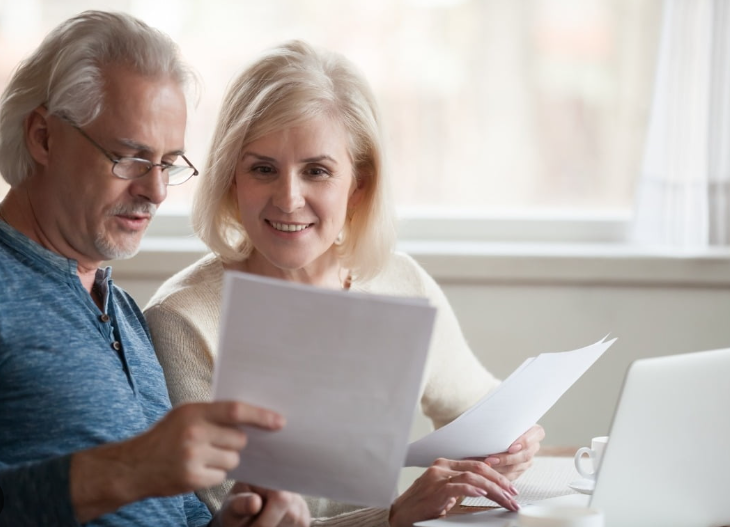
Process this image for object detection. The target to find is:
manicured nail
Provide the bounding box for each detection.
[508,443,523,454]
[510,485,519,496]
[478,488,488,497]
[486,457,500,465]
[502,493,519,511]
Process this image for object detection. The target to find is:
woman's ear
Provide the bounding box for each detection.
[25,106,51,167]
[348,169,369,209]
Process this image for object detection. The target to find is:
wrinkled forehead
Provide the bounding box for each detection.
[92,66,188,151]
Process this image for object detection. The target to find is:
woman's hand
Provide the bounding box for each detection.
[484,424,545,481]
[388,458,520,527]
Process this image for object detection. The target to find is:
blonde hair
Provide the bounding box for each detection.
[193,40,395,282]
[0,10,197,186]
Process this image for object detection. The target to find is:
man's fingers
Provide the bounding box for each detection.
[209,425,249,451]
[231,481,253,494]
[203,446,242,473]
[227,492,264,518]
[249,491,292,526]
[206,401,285,430]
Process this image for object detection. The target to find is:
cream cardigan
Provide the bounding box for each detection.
[144,251,499,526]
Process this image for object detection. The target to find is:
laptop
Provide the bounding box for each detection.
[415,347,730,527]
[588,346,730,527]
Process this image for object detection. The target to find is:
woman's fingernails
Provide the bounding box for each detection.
[502,491,520,511]
[510,485,519,496]
[509,443,523,454]
[478,488,488,497]
[486,457,500,465]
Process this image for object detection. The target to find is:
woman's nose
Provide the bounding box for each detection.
[272,174,305,213]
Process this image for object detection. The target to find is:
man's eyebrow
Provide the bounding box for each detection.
[117,137,185,157]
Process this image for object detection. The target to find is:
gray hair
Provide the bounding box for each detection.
[193,40,396,282]
[0,10,198,186]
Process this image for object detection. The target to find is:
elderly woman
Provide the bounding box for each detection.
[145,40,543,526]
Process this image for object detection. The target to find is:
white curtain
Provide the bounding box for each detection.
[632,0,730,247]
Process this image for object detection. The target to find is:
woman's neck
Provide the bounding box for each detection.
[229,250,351,290]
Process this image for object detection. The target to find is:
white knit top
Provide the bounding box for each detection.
[144,251,499,526]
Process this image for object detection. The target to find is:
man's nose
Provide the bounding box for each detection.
[128,166,167,206]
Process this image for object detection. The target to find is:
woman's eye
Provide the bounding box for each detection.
[251,165,274,175]
[307,167,330,178]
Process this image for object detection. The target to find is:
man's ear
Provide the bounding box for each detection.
[25,106,52,167]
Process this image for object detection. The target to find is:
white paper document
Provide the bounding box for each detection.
[212,271,436,508]
[406,336,616,467]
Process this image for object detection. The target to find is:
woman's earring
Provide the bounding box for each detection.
[334,227,346,245]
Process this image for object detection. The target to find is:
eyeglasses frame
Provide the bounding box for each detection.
[67,121,199,186]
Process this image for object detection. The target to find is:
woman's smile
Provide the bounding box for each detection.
[266,220,314,233]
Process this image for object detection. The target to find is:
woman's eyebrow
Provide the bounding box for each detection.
[241,152,276,162]
[301,155,337,164]
[241,152,338,164]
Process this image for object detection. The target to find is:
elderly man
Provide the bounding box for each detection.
[0,11,308,527]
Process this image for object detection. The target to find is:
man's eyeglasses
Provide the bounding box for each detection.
[69,122,199,186]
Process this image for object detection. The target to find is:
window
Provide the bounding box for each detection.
[0,0,661,233]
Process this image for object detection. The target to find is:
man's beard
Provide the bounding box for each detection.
[94,201,157,260]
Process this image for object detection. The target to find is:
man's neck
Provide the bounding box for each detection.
[1,189,101,293]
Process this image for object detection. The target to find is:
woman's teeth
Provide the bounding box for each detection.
[271,222,309,232]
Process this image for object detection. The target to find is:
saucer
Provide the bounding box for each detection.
[568,478,595,495]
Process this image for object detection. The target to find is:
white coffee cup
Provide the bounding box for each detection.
[516,505,604,527]
[574,436,608,481]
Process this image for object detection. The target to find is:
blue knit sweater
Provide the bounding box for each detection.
[0,221,211,526]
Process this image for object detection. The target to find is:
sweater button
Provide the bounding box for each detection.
[111,341,122,351]
[99,314,110,323]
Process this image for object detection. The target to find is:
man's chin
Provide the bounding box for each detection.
[95,235,143,261]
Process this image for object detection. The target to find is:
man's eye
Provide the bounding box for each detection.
[128,160,152,176]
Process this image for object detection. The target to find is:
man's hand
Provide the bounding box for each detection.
[212,483,311,527]
[70,401,284,523]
